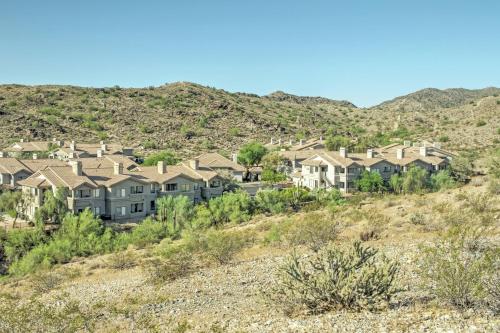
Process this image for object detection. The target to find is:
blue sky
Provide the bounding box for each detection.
[1,1,499,107]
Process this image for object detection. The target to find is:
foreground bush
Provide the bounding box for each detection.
[421,225,499,310]
[146,250,193,283]
[271,242,400,314]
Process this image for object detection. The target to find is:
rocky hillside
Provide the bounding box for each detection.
[0,83,498,156]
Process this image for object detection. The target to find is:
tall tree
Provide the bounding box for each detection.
[237,141,267,180]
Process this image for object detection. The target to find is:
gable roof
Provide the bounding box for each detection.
[18,166,99,189]
[194,152,246,172]
[0,158,31,175]
[5,141,52,153]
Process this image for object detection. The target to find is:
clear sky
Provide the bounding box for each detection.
[1,1,499,107]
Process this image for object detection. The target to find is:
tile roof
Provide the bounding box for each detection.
[0,158,31,174]
[5,141,52,152]
[194,153,246,172]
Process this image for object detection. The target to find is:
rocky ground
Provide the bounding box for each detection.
[1,180,499,332]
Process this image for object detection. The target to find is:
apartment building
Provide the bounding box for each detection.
[17,157,225,221]
[192,152,246,182]
[294,142,454,193]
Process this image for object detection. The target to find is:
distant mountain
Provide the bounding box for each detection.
[375,87,500,111]
[265,91,356,108]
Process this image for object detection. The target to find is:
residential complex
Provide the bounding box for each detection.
[291,141,456,193]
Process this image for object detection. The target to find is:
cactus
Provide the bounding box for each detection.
[273,241,400,314]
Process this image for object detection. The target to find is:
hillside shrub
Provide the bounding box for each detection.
[107,250,138,270]
[142,150,179,166]
[271,242,400,314]
[430,170,457,191]
[284,212,340,252]
[420,225,498,309]
[255,189,286,215]
[146,250,193,283]
[204,229,249,264]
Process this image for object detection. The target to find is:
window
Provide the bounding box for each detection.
[165,183,178,191]
[79,189,91,198]
[150,200,155,211]
[383,166,391,172]
[151,184,156,193]
[321,166,328,172]
[340,167,345,174]
[211,180,221,188]
[131,203,143,213]
[339,182,345,188]
[314,166,319,172]
[193,183,199,190]
[115,206,126,216]
[130,185,144,194]
[120,188,126,197]
[94,207,100,215]
[309,166,313,174]
[94,189,100,197]
[180,184,190,192]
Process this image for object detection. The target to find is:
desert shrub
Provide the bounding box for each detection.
[3,228,46,263]
[107,250,137,270]
[146,250,193,283]
[271,242,400,314]
[420,225,498,309]
[359,229,379,241]
[117,217,167,249]
[483,268,500,313]
[284,212,340,252]
[29,270,72,293]
[0,295,96,332]
[430,170,456,191]
[461,193,494,214]
[206,190,253,226]
[204,229,249,264]
[9,210,115,276]
[476,120,486,127]
[450,155,474,182]
[255,189,286,215]
[408,212,426,225]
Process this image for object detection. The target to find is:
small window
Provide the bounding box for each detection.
[121,206,126,216]
[150,200,155,210]
[94,189,100,197]
[130,203,143,213]
[94,207,100,215]
[181,184,190,192]
[121,188,126,197]
[166,183,178,191]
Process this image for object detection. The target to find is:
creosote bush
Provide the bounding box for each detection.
[146,250,193,283]
[284,212,340,252]
[271,242,400,315]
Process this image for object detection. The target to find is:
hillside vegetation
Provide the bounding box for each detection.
[0,83,499,156]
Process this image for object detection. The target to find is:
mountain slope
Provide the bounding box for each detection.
[0,83,498,155]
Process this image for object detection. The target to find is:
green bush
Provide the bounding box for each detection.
[255,189,286,215]
[476,120,487,127]
[430,170,457,191]
[271,242,400,314]
[118,217,167,249]
[356,171,385,193]
[107,250,137,270]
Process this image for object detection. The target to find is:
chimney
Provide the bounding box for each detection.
[97,149,103,158]
[114,162,123,175]
[70,161,82,176]
[403,140,411,147]
[289,139,293,146]
[366,149,374,159]
[157,161,166,174]
[299,139,305,146]
[420,146,428,157]
[101,143,107,151]
[270,137,275,145]
[20,138,24,143]
[32,153,38,160]
[70,141,76,151]
[189,159,199,170]
[56,140,63,147]
[339,147,347,158]
[232,153,238,163]
[319,135,324,143]
[68,152,75,159]
[100,140,104,145]
[396,149,404,160]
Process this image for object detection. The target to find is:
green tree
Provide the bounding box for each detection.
[142,150,179,166]
[389,174,403,194]
[356,171,385,193]
[450,155,474,182]
[237,142,267,179]
[0,190,29,228]
[156,195,194,236]
[430,170,456,191]
[402,166,429,193]
[325,135,351,151]
[35,188,69,224]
